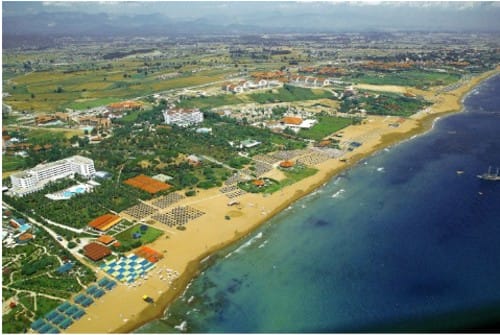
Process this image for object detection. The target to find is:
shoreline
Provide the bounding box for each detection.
[67,67,500,334]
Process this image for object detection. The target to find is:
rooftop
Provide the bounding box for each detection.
[281,116,303,125]
[88,214,121,231]
[83,242,111,261]
[96,235,115,245]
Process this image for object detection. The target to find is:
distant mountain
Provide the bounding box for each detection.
[3,2,500,49]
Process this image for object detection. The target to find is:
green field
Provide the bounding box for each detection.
[114,224,164,252]
[264,165,319,193]
[297,116,352,141]
[2,155,26,172]
[348,70,461,87]
[341,91,431,117]
[249,85,334,104]
[178,84,335,109]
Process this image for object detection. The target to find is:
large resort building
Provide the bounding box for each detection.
[9,155,95,197]
[163,108,203,127]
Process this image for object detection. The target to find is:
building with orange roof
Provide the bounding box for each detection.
[281,116,303,126]
[134,246,163,263]
[252,179,265,187]
[88,214,122,232]
[83,242,111,261]
[16,233,34,244]
[317,140,332,147]
[96,235,116,245]
[107,100,142,112]
[78,116,111,129]
[279,160,295,168]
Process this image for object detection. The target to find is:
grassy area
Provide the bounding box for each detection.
[348,70,461,87]
[178,93,245,109]
[297,116,352,141]
[178,84,335,109]
[249,84,334,104]
[265,165,319,193]
[341,92,431,117]
[114,224,164,252]
[11,275,81,299]
[238,178,280,193]
[34,296,62,319]
[68,97,120,110]
[2,155,26,172]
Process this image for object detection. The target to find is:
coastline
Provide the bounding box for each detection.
[67,67,500,334]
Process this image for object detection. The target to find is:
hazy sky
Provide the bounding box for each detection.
[3,1,500,32]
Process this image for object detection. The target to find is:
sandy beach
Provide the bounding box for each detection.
[66,67,499,334]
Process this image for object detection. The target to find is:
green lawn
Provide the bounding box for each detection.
[297,116,352,141]
[114,224,164,252]
[177,94,244,109]
[249,84,334,104]
[2,155,26,172]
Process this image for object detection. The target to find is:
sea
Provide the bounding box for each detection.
[137,74,500,333]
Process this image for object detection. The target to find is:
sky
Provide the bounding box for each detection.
[3,1,500,33]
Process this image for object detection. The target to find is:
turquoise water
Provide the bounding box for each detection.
[138,75,500,333]
[62,186,86,198]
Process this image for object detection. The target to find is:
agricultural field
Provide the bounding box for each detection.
[3,54,236,112]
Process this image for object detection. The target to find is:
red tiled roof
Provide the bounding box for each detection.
[134,246,163,263]
[88,214,121,231]
[83,242,111,261]
[281,117,303,125]
[253,179,265,187]
[279,160,294,168]
[96,235,115,245]
[18,233,33,241]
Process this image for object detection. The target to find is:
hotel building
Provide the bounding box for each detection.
[163,108,203,127]
[9,155,95,197]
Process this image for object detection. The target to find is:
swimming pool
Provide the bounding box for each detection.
[46,184,93,200]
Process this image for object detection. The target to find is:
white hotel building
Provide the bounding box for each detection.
[163,108,203,127]
[9,155,95,197]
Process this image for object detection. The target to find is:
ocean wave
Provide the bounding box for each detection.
[174,320,187,332]
[332,189,345,199]
[226,232,264,258]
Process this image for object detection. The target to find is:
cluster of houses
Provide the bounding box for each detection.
[288,75,331,88]
[222,79,281,94]
[33,100,143,127]
[2,213,34,248]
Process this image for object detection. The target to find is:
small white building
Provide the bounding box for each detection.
[163,108,204,127]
